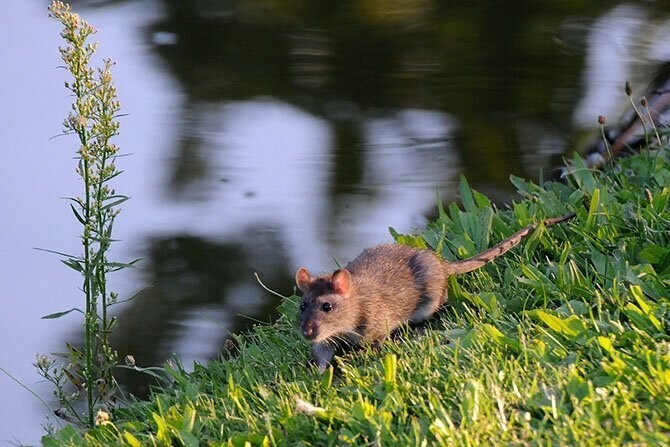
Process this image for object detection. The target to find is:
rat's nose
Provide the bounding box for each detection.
[302,323,317,340]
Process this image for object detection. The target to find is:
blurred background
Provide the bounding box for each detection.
[2,0,669,443]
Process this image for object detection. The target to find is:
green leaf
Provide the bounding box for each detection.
[528,310,587,338]
[447,234,477,259]
[476,209,493,250]
[638,243,668,264]
[181,404,197,432]
[556,300,589,317]
[458,213,478,245]
[458,175,477,212]
[33,247,77,258]
[639,243,670,275]
[383,353,397,392]
[590,250,611,277]
[513,202,530,222]
[521,222,544,259]
[69,203,87,225]
[61,257,84,273]
[122,431,142,447]
[179,431,199,447]
[152,412,170,444]
[106,258,141,272]
[101,195,129,211]
[472,189,492,209]
[389,227,427,249]
[566,374,589,401]
[460,380,481,424]
[103,169,124,182]
[320,365,333,391]
[597,336,614,355]
[454,288,494,313]
[433,221,448,254]
[479,292,500,314]
[436,190,447,220]
[585,188,600,231]
[651,189,668,210]
[624,286,662,333]
[352,400,375,421]
[510,175,539,197]
[41,307,84,319]
[443,327,476,348]
[458,208,492,252]
[41,425,86,447]
[448,202,462,225]
[481,324,519,351]
[229,434,271,447]
[597,336,627,374]
[569,152,598,193]
[630,285,653,315]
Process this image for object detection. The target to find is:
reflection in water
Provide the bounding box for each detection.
[104,1,670,398]
[84,0,670,395]
[3,2,670,439]
[113,232,289,394]
[113,100,459,395]
[575,4,661,127]
[574,4,670,159]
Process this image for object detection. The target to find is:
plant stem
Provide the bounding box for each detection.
[82,156,95,427]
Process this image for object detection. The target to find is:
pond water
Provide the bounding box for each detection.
[2,0,669,443]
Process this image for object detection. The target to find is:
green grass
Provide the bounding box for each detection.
[43,144,670,446]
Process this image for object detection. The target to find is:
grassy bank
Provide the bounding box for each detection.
[44,144,669,446]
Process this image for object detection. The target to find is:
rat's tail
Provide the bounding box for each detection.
[444,211,575,275]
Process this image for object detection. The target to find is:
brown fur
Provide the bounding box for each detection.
[296,212,574,370]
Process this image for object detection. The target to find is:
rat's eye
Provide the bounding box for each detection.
[299,303,306,312]
[321,302,332,312]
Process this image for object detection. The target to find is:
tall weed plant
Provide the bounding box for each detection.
[37,1,134,429]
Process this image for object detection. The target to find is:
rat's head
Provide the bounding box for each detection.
[295,267,356,343]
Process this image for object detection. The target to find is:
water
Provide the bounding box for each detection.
[2,0,669,443]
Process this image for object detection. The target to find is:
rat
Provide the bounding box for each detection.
[295,212,575,371]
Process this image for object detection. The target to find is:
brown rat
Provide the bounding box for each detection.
[295,212,574,371]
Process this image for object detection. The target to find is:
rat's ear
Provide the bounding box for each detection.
[331,269,351,295]
[295,267,313,293]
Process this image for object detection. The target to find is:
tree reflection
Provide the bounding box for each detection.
[61,0,670,397]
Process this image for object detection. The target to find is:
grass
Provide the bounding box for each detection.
[43,143,669,446]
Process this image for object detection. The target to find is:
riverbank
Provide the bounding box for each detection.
[45,143,669,446]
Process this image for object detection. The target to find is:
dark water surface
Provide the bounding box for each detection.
[2,0,669,443]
